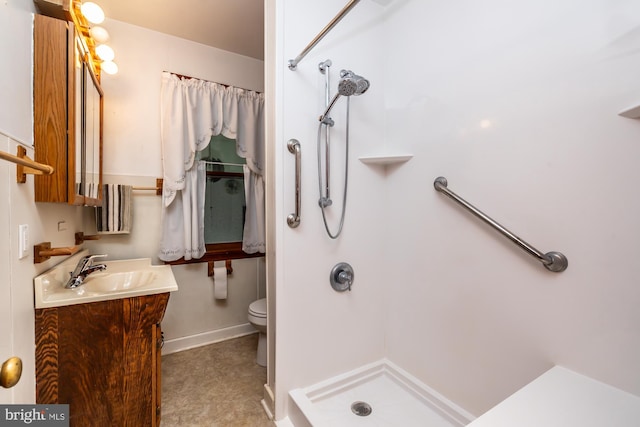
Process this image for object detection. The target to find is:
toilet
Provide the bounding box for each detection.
[247,298,267,367]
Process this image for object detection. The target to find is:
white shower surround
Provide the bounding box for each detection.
[272,0,640,422]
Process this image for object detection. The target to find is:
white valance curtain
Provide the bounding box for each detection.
[159,72,265,261]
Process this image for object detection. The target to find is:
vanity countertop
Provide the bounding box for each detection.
[34,250,178,308]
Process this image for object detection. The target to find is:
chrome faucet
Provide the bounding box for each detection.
[65,254,108,289]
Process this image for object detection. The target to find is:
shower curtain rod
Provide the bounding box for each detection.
[433,176,568,273]
[288,0,362,70]
[200,160,245,168]
[166,71,262,94]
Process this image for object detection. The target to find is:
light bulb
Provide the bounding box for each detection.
[81,2,105,24]
[95,44,115,62]
[89,26,109,43]
[101,61,118,75]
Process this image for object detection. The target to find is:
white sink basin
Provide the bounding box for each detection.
[34,250,179,308]
[82,270,157,293]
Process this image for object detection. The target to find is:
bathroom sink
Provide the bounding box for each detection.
[82,270,156,293]
[34,250,178,308]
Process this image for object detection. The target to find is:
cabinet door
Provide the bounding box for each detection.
[34,14,102,206]
[34,14,84,205]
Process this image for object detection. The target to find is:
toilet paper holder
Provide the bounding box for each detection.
[207,260,233,276]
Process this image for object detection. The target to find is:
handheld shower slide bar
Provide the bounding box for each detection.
[288,0,362,70]
[433,177,568,272]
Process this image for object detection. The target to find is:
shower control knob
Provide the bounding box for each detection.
[338,271,352,285]
[330,262,354,292]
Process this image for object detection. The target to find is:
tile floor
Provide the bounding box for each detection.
[161,334,274,426]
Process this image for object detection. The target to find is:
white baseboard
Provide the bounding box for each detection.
[162,323,257,355]
[275,417,296,427]
[262,383,275,419]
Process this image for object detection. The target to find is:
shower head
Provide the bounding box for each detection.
[337,70,370,96]
[319,69,370,123]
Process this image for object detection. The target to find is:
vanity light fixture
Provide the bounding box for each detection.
[89,26,109,43]
[95,44,114,62]
[33,1,118,76]
[101,61,118,75]
[73,1,118,75]
[80,1,104,24]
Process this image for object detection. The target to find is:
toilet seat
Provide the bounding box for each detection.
[249,298,267,318]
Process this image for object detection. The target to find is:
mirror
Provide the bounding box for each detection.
[74,38,83,197]
[84,64,102,203]
[76,56,103,205]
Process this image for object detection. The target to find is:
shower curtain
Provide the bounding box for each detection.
[159,72,265,261]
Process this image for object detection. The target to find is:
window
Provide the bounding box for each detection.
[167,134,262,265]
[201,134,246,243]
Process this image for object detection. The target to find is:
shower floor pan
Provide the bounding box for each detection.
[289,359,474,426]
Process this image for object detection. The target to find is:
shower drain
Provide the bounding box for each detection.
[351,401,372,417]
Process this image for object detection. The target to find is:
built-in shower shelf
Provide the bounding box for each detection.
[619,104,640,119]
[359,155,413,166]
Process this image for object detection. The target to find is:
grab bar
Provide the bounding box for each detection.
[288,0,362,70]
[287,139,301,228]
[434,177,568,272]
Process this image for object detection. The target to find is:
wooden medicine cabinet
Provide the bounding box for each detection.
[33,13,102,206]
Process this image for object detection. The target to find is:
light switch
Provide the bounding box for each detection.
[18,224,29,259]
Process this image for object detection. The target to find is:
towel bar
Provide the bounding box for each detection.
[75,232,101,245]
[34,242,82,264]
[131,178,163,196]
[0,146,54,183]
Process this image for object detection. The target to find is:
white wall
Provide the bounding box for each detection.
[0,0,33,144]
[274,0,389,418]
[273,0,640,419]
[97,19,264,179]
[85,19,266,349]
[383,0,640,415]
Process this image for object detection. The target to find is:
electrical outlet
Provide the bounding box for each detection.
[18,224,29,259]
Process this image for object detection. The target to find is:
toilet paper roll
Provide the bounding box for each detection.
[213,265,227,300]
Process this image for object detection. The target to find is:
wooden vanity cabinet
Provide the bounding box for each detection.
[33,13,102,206]
[35,293,169,427]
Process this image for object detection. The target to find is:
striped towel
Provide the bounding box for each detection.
[96,184,132,234]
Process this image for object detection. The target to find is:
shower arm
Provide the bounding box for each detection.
[288,0,362,70]
[319,92,341,124]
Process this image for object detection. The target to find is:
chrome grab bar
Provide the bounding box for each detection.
[287,139,301,228]
[288,0,362,70]
[434,177,568,272]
